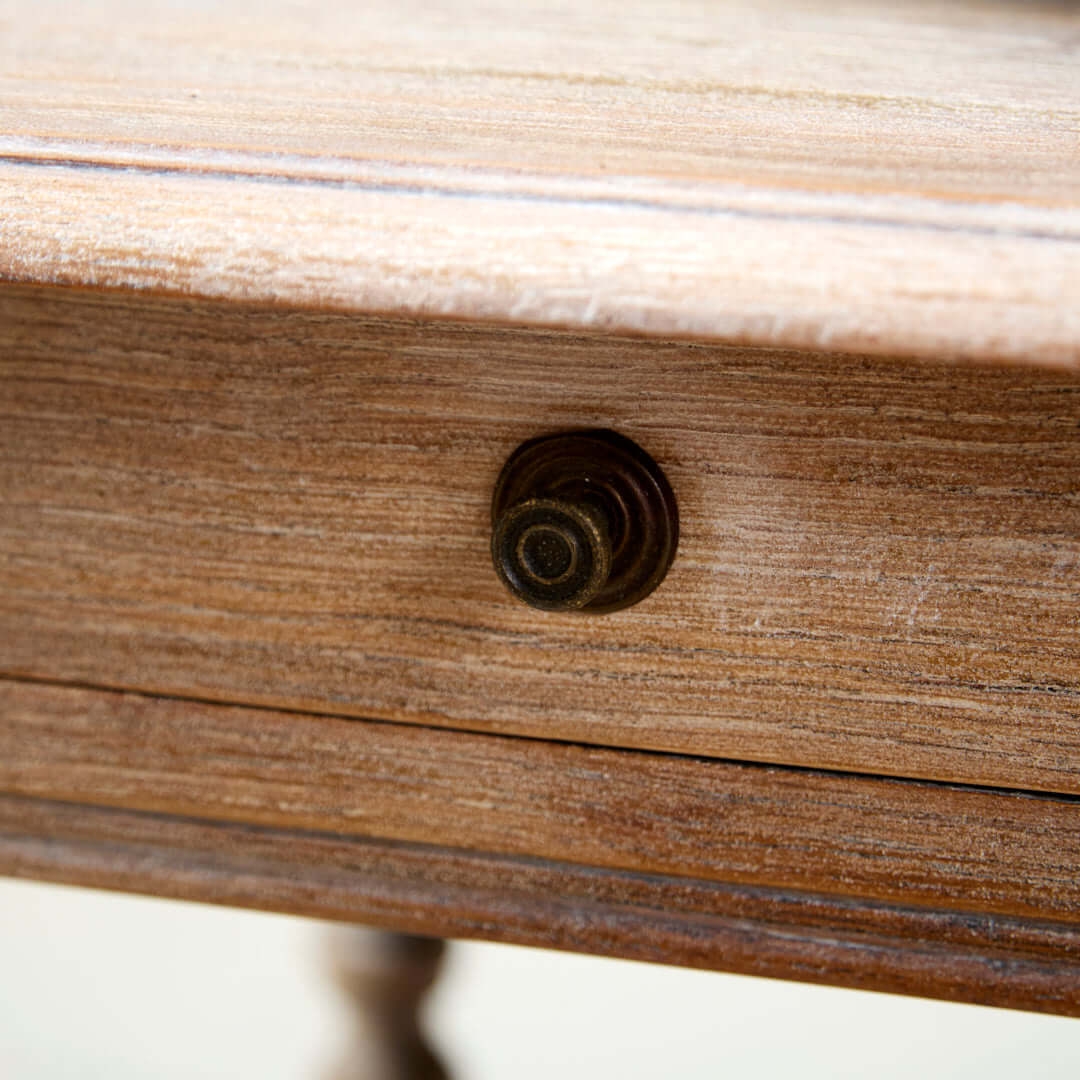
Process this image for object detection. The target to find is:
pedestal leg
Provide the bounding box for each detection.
[326,927,450,1080]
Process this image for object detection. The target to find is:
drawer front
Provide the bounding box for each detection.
[3,285,1079,792]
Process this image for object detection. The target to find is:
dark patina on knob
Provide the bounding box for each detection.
[491,430,678,614]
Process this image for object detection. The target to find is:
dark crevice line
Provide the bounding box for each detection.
[3,669,1080,807]
[3,151,1079,246]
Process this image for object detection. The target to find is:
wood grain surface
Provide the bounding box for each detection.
[6,680,1080,924]
[1,0,1079,366]
[5,789,1080,1015]
[3,286,1080,792]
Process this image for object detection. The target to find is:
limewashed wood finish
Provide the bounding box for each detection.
[1,0,1079,367]
[3,0,1080,1020]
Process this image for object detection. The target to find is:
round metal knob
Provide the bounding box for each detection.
[491,430,678,614]
[492,496,612,611]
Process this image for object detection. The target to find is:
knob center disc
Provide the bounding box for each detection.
[517,524,576,584]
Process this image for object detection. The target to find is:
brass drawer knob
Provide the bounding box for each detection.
[491,430,678,613]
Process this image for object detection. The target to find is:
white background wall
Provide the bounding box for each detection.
[1,878,1077,1078]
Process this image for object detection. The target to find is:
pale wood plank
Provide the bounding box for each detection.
[1,0,1078,366]
[2,287,1080,791]
[5,0,1077,201]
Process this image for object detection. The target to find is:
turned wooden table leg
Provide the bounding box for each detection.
[326,927,450,1080]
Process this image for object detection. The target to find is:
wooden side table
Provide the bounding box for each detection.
[3,0,1080,1039]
